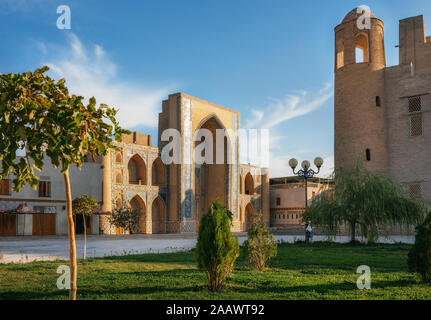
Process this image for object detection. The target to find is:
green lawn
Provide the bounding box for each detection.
[0,242,429,300]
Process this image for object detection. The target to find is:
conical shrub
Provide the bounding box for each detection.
[195,200,239,291]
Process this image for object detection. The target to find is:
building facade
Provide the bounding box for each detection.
[270,177,334,227]
[100,93,270,234]
[334,9,431,201]
[0,160,102,235]
[0,93,270,235]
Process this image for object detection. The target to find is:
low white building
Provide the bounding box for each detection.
[0,157,103,236]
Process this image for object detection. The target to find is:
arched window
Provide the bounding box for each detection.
[115,152,122,164]
[355,33,369,63]
[337,39,345,69]
[128,154,147,185]
[151,157,165,186]
[115,197,122,209]
[244,173,254,195]
[115,172,122,184]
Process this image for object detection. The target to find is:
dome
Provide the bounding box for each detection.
[342,7,376,24]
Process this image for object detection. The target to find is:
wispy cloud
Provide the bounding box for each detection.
[41,33,173,129]
[245,84,333,129]
[240,84,334,177]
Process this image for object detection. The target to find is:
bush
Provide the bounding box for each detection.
[408,212,431,283]
[243,210,277,270]
[195,200,239,291]
[109,206,140,234]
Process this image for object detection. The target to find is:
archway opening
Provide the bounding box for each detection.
[337,39,344,69]
[115,151,122,164]
[194,116,229,216]
[151,196,166,234]
[115,172,122,184]
[355,33,369,63]
[130,195,146,233]
[128,154,147,185]
[152,157,166,186]
[245,173,254,195]
[245,203,254,231]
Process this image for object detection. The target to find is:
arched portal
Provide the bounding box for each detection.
[128,154,147,185]
[194,115,230,216]
[151,196,166,234]
[152,157,166,186]
[244,172,254,195]
[244,202,254,231]
[130,195,146,233]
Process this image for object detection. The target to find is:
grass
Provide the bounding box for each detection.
[0,242,429,300]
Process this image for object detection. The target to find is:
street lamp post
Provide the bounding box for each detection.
[288,157,324,209]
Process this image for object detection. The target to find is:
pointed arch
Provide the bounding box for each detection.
[152,157,166,186]
[244,172,254,195]
[115,172,122,184]
[151,196,166,234]
[130,195,146,233]
[128,154,147,185]
[244,202,254,231]
[115,151,122,164]
[194,114,231,214]
[114,197,122,209]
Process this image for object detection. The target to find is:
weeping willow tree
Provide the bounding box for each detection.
[303,161,426,243]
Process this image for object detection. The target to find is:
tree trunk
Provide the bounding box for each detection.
[63,168,77,300]
[83,213,87,260]
[350,221,356,243]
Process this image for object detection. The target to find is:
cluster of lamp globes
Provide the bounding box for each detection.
[289,157,324,171]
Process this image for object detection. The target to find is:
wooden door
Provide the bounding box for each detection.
[0,213,16,236]
[32,213,56,235]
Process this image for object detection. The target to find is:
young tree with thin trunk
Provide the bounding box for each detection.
[303,161,426,243]
[0,67,128,299]
[243,210,277,271]
[72,195,97,259]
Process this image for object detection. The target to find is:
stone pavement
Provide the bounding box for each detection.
[0,233,415,264]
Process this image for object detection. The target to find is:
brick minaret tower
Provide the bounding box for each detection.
[334,8,388,173]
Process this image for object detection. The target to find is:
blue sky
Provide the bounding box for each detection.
[1,0,430,177]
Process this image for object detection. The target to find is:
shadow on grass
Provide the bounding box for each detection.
[0,267,420,300]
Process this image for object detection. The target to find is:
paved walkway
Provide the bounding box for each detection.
[0,233,415,264]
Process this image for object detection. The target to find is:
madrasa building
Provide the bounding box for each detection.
[0,93,270,236]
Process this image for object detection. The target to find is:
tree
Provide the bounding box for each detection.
[72,195,97,259]
[195,200,239,291]
[408,211,431,283]
[243,210,277,271]
[303,161,425,243]
[0,67,128,299]
[109,206,140,234]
